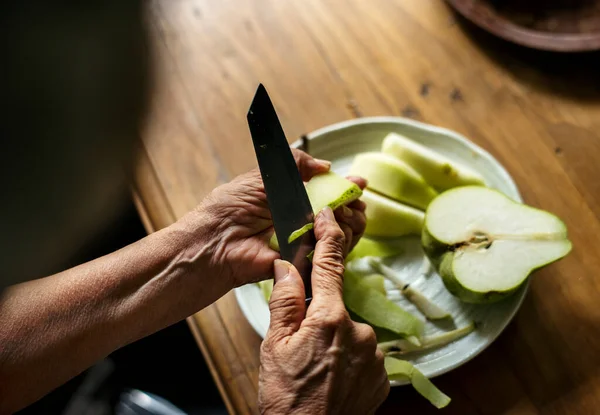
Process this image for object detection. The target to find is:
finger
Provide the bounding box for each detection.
[292,148,331,181]
[267,260,306,339]
[346,175,368,190]
[353,322,378,355]
[371,372,391,412]
[347,198,366,213]
[367,349,391,412]
[334,206,366,239]
[338,222,353,256]
[334,207,366,254]
[309,207,346,306]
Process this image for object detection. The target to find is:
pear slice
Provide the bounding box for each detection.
[423,186,572,304]
[349,152,438,209]
[346,237,404,262]
[382,133,485,191]
[304,171,363,212]
[258,279,274,302]
[362,190,424,237]
[270,172,362,250]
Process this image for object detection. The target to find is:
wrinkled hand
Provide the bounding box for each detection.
[197,149,367,287]
[258,208,389,415]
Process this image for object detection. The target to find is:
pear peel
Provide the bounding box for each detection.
[361,274,387,295]
[367,257,450,320]
[423,186,572,304]
[287,223,314,244]
[344,270,424,339]
[382,132,485,191]
[349,152,438,209]
[379,322,476,355]
[384,357,451,409]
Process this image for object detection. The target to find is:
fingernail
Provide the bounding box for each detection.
[342,205,353,218]
[320,206,335,221]
[346,175,366,185]
[314,158,331,169]
[274,259,291,282]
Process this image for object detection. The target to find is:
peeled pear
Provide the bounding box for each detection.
[362,190,424,237]
[382,133,485,191]
[305,171,363,212]
[346,237,404,262]
[422,186,572,304]
[349,152,438,209]
[258,279,274,302]
[270,172,362,250]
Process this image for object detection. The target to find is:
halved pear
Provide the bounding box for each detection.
[422,186,572,304]
[362,190,424,237]
[382,133,485,191]
[349,152,438,209]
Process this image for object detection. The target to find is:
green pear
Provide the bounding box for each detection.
[349,152,438,209]
[362,190,424,237]
[258,279,274,302]
[269,172,362,250]
[346,237,404,262]
[382,133,485,191]
[422,186,572,304]
[305,171,363,213]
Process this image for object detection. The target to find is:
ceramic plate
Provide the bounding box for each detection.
[234,116,525,386]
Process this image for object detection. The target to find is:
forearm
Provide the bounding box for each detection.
[0,211,229,413]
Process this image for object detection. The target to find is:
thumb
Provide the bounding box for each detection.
[267,259,306,338]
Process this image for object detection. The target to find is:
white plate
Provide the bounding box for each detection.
[235,116,525,386]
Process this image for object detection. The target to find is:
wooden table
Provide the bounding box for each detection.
[134,1,600,413]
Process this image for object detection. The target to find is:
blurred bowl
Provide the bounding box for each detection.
[446,0,600,52]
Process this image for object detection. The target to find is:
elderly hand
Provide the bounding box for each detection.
[258,208,390,415]
[193,149,367,287]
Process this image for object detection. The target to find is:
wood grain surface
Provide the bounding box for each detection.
[134,1,600,413]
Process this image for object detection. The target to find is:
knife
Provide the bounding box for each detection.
[247,84,316,302]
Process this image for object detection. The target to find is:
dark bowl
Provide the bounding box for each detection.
[446,0,600,52]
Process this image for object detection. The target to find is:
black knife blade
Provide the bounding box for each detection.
[247,84,315,302]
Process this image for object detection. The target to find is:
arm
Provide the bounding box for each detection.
[0,211,225,413]
[0,149,334,413]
